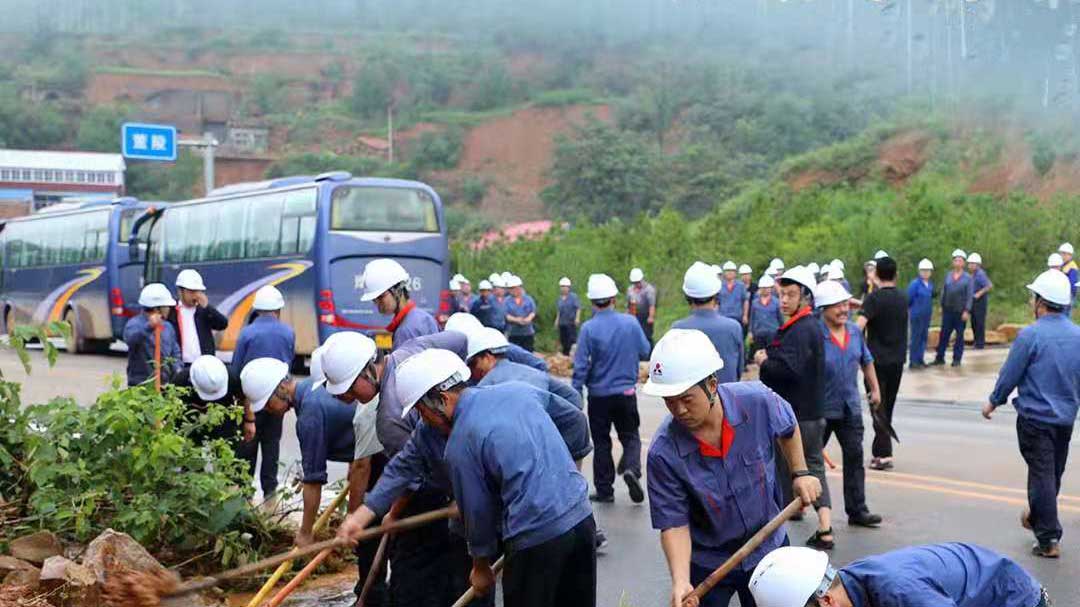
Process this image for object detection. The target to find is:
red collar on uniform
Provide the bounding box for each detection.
[696,417,736,458]
[386,301,416,333]
[829,327,850,351]
[779,305,812,331]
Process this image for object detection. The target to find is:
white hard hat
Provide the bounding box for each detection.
[444,312,484,336]
[830,259,845,271]
[478,280,493,291]
[1027,270,1073,307]
[918,258,934,271]
[874,250,889,260]
[683,261,722,298]
[778,265,817,291]
[967,252,983,265]
[827,264,844,281]
[449,278,461,291]
[711,264,722,275]
[138,283,176,308]
[865,259,877,267]
[319,331,378,396]
[629,267,645,282]
[642,329,723,398]
[252,285,285,311]
[396,349,470,419]
[452,273,469,284]
[814,281,851,308]
[722,261,737,272]
[359,259,410,302]
[951,248,967,260]
[489,273,504,288]
[466,327,510,361]
[587,274,619,300]
[240,358,289,414]
[1048,253,1064,268]
[758,275,775,289]
[190,355,229,401]
[769,258,785,270]
[765,266,779,277]
[1059,242,1074,255]
[309,344,328,385]
[806,262,820,275]
[175,269,206,291]
[748,547,832,607]
[738,264,752,275]
[500,271,513,284]
[506,275,523,288]
[559,277,572,287]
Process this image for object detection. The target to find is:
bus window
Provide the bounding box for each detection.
[246,192,284,259]
[209,199,245,260]
[330,187,438,233]
[280,188,317,255]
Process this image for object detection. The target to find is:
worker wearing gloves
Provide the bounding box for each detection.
[932,249,973,367]
[644,329,822,607]
[169,269,228,366]
[468,327,582,408]
[123,283,182,387]
[749,275,783,363]
[907,259,935,369]
[232,284,295,501]
[966,253,993,350]
[172,354,253,448]
[717,261,749,328]
[754,266,831,538]
[748,543,1049,607]
[504,275,538,352]
[817,281,883,538]
[555,276,581,356]
[359,259,438,351]
[574,273,652,504]
[672,261,744,383]
[344,349,597,607]
[984,269,1080,558]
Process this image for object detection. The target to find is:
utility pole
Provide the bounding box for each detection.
[178,132,218,196]
[847,0,855,65]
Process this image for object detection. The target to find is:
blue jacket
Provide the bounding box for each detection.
[941,271,974,314]
[470,294,505,331]
[989,313,1080,426]
[971,267,992,300]
[671,309,744,383]
[717,280,747,322]
[294,377,356,484]
[907,278,934,320]
[123,314,181,387]
[838,543,1041,607]
[821,320,873,420]
[391,305,439,351]
[749,295,783,339]
[478,358,583,409]
[555,292,581,327]
[446,383,592,557]
[573,308,651,397]
[232,315,295,373]
[504,294,537,337]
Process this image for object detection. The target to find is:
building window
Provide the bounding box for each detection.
[52,170,61,182]
[65,170,74,183]
[0,169,9,180]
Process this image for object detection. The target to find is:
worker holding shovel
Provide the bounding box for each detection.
[643,329,822,607]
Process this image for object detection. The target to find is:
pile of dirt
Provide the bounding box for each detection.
[877,130,932,186]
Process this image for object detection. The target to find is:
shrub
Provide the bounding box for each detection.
[409,129,464,172]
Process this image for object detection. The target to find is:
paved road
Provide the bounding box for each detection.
[4,348,1078,606]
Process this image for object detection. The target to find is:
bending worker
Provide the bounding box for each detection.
[673,261,743,383]
[359,258,438,350]
[749,543,1050,607]
[984,269,1080,558]
[645,329,822,607]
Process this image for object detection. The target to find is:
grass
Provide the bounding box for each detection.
[94,66,228,78]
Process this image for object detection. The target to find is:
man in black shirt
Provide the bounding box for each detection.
[857,257,908,471]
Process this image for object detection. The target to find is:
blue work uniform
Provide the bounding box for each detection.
[445,383,593,559]
[671,309,744,384]
[123,314,181,387]
[907,278,934,366]
[293,377,366,484]
[717,280,747,324]
[490,295,509,331]
[504,293,537,338]
[749,294,783,344]
[478,357,583,409]
[232,314,295,372]
[572,308,650,397]
[647,382,797,607]
[556,292,581,326]
[838,543,1042,607]
[455,293,477,314]
[989,312,1080,546]
[935,270,973,364]
[821,320,875,518]
[470,294,504,330]
[391,305,438,352]
[970,267,993,348]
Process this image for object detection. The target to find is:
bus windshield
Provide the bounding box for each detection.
[330,186,438,233]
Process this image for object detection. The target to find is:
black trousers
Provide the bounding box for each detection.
[508,334,535,352]
[872,361,904,459]
[824,412,869,517]
[558,324,577,356]
[354,454,389,606]
[972,296,989,348]
[238,410,283,496]
[503,516,596,607]
[690,564,755,607]
[776,418,830,510]
[1017,416,1074,545]
[935,310,967,363]
[635,315,654,349]
[587,393,642,498]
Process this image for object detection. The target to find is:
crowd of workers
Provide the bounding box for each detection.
[118,243,1080,607]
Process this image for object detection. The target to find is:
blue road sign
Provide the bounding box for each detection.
[121,123,177,162]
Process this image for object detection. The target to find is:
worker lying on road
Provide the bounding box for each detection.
[749,543,1051,607]
[123,283,182,388]
[342,349,597,607]
[644,329,822,607]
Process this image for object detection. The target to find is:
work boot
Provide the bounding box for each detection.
[589,492,614,503]
[1032,541,1061,559]
[849,512,883,528]
[595,527,609,551]
[950,360,962,368]
[624,472,645,504]
[930,359,946,366]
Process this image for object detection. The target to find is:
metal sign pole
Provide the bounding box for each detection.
[178,133,219,196]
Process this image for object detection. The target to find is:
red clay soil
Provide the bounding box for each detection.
[86,73,239,105]
[789,169,844,192]
[877,130,932,186]
[968,134,1038,196]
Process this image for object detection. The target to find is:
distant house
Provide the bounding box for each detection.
[473,220,559,250]
[0,150,125,214]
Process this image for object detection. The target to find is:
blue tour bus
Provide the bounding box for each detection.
[133,172,451,363]
[0,198,157,352]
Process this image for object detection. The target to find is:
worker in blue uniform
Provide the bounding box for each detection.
[985,269,1080,558]
[966,253,993,349]
[503,275,538,351]
[749,274,783,364]
[573,273,652,504]
[467,327,582,407]
[644,329,822,607]
[123,283,182,387]
[469,280,503,330]
[672,261,743,383]
[750,543,1049,607]
[906,258,935,369]
[716,260,749,327]
[932,249,974,367]
[358,258,439,351]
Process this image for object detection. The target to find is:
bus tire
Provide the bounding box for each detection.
[63,309,88,354]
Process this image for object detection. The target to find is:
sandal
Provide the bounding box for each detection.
[806,528,835,550]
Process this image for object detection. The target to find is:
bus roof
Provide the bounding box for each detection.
[6,197,151,222]
[205,172,437,199]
